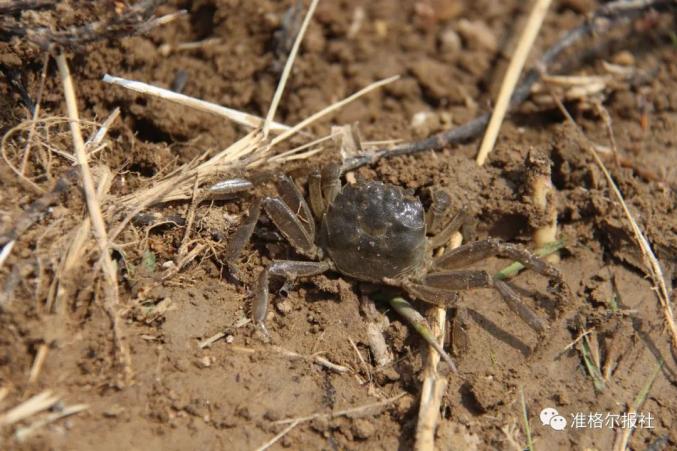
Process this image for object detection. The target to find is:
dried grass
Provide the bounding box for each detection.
[476,0,552,165]
[57,53,132,385]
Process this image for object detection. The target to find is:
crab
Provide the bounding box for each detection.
[227,164,563,336]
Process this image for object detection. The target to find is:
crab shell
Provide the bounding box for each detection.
[320,181,428,282]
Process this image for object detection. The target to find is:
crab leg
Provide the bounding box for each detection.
[433,238,561,280]
[424,270,493,290]
[254,260,333,326]
[403,282,459,308]
[263,197,318,258]
[224,199,261,263]
[275,175,315,238]
[494,279,547,332]
[421,269,547,332]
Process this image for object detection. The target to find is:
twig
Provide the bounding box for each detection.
[198,332,226,349]
[342,0,675,172]
[15,403,89,442]
[271,346,350,373]
[0,390,60,426]
[85,107,120,155]
[415,232,462,451]
[476,0,552,166]
[254,419,301,451]
[56,53,133,385]
[551,96,677,351]
[115,74,396,211]
[263,0,319,137]
[160,243,207,281]
[0,240,15,271]
[274,392,406,425]
[227,344,350,374]
[103,74,290,132]
[562,329,593,351]
[270,75,399,147]
[27,343,49,384]
[348,336,373,383]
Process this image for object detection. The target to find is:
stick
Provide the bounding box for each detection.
[27,343,48,384]
[0,390,59,426]
[57,53,133,385]
[15,403,89,442]
[476,0,552,166]
[270,75,399,147]
[415,232,462,451]
[342,0,675,172]
[254,419,301,451]
[103,74,290,132]
[274,392,406,425]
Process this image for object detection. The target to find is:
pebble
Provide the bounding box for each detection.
[352,419,376,439]
[612,50,635,66]
[439,27,462,54]
[456,19,497,52]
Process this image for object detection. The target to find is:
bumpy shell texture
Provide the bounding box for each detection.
[322,181,427,281]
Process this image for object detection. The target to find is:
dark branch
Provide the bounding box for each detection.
[0,0,173,49]
[342,0,677,172]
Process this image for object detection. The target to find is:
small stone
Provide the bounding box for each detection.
[456,19,497,52]
[275,298,293,315]
[310,416,330,432]
[236,406,251,420]
[396,395,415,416]
[263,410,281,421]
[198,356,213,368]
[612,50,635,66]
[411,111,440,138]
[381,367,401,382]
[303,25,325,53]
[103,404,125,418]
[374,20,388,38]
[352,418,375,439]
[439,28,461,54]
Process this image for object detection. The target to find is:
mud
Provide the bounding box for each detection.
[0,1,676,450]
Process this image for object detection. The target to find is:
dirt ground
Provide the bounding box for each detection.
[1,1,676,450]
